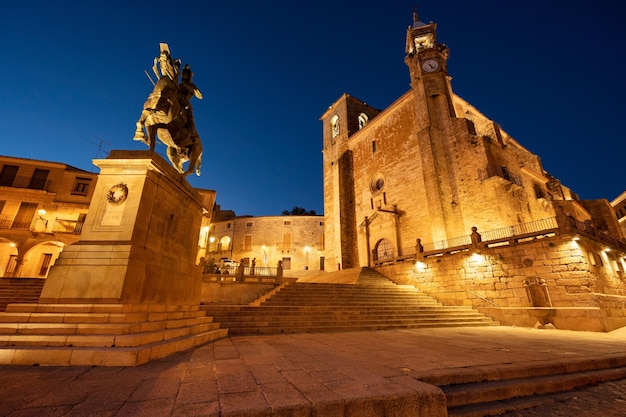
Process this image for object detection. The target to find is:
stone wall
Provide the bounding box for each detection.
[377,234,626,331]
[201,280,276,305]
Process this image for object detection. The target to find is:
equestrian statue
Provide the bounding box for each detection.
[133,43,203,177]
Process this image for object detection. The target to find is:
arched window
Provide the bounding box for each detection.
[219,236,231,252]
[330,115,340,139]
[358,113,369,129]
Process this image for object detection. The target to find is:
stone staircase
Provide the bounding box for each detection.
[0,303,228,366]
[0,278,45,311]
[201,267,498,335]
[429,355,626,416]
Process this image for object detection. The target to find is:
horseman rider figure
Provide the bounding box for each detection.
[133,43,203,177]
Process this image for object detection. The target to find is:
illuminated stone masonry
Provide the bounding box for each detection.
[0,151,227,366]
[321,12,626,331]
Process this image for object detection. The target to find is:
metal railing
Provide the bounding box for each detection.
[0,214,31,230]
[568,216,626,251]
[52,219,85,234]
[411,217,560,261]
[480,217,558,242]
[0,175,50,191]
[422,235,472,252]
[0,214,14,229]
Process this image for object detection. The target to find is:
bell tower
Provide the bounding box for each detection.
[404,10,454,119]
[404,10,464,242]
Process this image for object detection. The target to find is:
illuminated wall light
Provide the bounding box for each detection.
[470,252,484,263]
[415,261,426,271]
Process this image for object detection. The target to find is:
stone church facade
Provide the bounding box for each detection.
[321,13,626,331]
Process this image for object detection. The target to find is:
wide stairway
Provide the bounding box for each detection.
[0,278,45,311]
[201,267,497,335]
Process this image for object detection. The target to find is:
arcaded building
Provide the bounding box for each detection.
[0,156,97,277]
[321,13,626,331]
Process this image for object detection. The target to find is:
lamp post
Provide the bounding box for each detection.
[37,209,48,229]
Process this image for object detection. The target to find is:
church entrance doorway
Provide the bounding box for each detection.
[374,238,395,265]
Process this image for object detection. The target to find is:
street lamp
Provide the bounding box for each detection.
[37,209,48,228]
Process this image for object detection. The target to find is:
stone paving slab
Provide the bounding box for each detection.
[0,326,625,416]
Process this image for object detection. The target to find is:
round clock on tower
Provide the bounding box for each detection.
[421,59,439,73]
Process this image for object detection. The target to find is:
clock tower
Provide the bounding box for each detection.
[404,10,464,242]
[404,10,454,114]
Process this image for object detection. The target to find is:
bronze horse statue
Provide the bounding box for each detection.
[134,44,203,177]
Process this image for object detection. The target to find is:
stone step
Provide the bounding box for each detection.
[210,317,492,327]
[225,321,495,335]
[0,321,223,347]
[0,302,229,366]
[202,306,485,320]
[203,305,484,314]
[4,303,202,314]
[0,278,45,311]
[0,327,228,366]
[0,309,212,324]
[265,294,431,301]
[434,357,626,416]
[204,308,488,318]
[260,300,442,307]
[0,315,217,336]
[205,267,497,335]
[210,320,496,335]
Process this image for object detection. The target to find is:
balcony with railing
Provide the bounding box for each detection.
[0,214,31,230]
[566,216,626,250]
[374,217,565,266]
[0,214,85,235]
[0,175,51,191]
[52,219,85,235]
[478,165,523,187]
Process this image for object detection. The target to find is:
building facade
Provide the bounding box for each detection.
[612,191,626,238]
[0,155,98,277]
[320,12,626,331]
[204,207,325,272]
[321,13,623,270]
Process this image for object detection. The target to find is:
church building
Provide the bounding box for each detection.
[321,12,625,331]
[321,12,620,270]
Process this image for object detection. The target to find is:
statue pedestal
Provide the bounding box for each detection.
[0,151,229,367]
[40,150,203,305]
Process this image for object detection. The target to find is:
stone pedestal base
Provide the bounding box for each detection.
[40,151,204,306]
[0,303,227,366]
[0,151,226,366]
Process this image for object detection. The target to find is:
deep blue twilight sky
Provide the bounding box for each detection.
[2,1,625,216]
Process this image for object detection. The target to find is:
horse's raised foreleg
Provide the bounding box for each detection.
[133,110,151,146]
[146,125,157,151]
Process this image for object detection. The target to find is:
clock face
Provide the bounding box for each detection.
[422,59,439,73]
